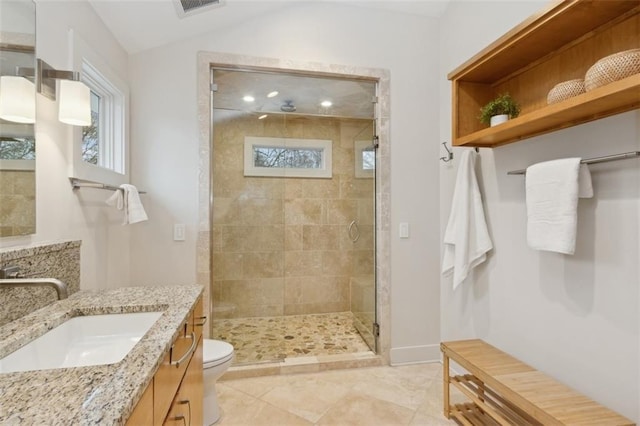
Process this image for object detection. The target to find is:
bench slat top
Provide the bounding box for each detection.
[442,339,634,426]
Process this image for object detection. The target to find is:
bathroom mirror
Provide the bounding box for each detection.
[0,0,36,237]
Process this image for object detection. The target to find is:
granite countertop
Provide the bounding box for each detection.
[0,285,203,425]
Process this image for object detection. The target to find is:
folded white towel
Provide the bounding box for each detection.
[526,158,592,254]
[105,184,148,225]
[442,150,493,290]
[105,188,124,210]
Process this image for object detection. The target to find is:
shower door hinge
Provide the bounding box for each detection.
[373,322,380,337]
[371,96,378,104]
[210,83,218,92]
[372,136,379,150]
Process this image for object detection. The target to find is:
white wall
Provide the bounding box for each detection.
[127,2,442,362]
[0,1,131,291]
[439,1,639,421]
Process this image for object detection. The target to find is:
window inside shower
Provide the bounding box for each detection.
[210,67,377,366]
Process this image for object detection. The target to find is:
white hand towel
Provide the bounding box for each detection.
[120,184,148,225]
[105,184,148,225]
[442,150,493,290]
[105,189,124,210]
[525,158,591,255]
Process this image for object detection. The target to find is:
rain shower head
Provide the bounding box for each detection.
[280,100,297,112]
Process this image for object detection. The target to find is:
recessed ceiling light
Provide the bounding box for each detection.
[258,114,268,120]
[320,100,332,107]
[267,91,279,98]
[243,95,255,102]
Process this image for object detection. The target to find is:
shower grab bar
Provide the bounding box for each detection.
[348,219,360,243]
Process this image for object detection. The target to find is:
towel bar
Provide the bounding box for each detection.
[507,151,640,175]
[69,177,147,194]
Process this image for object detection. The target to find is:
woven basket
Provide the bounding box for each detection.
[547,79,586,104]
[585,48,640,91]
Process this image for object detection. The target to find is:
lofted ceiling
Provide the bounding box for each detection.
[87,0,450,119]
[88,0,451,55]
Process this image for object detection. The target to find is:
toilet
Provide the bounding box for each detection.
[203,339,234,425]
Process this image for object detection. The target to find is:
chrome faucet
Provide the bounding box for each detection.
[0,278,69,300]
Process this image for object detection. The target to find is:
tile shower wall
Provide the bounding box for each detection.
[212,115,374,318]
[0,240,80,326]
[0,170,35,237]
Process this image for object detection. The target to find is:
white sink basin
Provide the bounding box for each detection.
[0,311,163,373]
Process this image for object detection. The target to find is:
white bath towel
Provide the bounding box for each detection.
[442,150,493,290]
[525,158,592,255]
[106,184,148,225]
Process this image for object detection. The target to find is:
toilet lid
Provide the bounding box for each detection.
[203,339,234,365]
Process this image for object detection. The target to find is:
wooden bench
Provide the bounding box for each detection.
[441,339,635,426]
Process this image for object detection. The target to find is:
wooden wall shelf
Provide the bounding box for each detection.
[449,0,640,148]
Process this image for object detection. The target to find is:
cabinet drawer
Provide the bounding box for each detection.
[162,338,203,426]
[154,320,197,425]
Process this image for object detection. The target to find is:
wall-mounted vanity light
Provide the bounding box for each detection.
[0,75,36,124]
[36,58,91,126]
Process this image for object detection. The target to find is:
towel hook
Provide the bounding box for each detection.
[440,142,453,162]
[440,142,480,163]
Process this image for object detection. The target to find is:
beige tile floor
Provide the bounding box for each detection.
[216,363,459,425]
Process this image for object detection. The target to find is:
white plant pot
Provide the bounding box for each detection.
[490,114,509,126]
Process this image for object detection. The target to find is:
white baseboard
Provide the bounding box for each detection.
[389,344,441,365]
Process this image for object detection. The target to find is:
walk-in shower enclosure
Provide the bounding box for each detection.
[210,68,377,364]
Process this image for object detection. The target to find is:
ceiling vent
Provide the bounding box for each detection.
[174,0,225,18]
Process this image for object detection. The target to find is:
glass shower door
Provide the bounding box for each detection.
[349,121,377,352]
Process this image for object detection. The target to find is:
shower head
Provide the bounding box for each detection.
[280,100,297,112]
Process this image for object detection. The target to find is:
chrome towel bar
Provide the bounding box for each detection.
[507,151,640,175]
[69,177,146,194]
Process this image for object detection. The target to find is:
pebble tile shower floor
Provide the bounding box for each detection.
[211,312,372,365]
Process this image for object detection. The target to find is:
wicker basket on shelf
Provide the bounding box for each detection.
[584,48,640,91]
[546,79,586,104]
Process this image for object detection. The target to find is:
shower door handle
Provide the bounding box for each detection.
[348,219,360,243]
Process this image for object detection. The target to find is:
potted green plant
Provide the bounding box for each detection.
[479,93,521,127]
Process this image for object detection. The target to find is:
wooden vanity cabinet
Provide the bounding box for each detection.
[125,381,154,425]
[126,297,204,426]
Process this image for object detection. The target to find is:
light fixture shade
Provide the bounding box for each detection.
[58,79,91,126]
[0,76,36,124]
